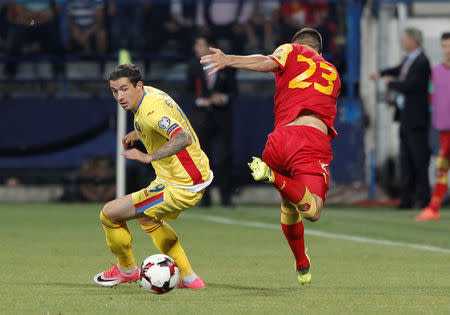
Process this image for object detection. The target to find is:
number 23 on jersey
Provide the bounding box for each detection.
[288,54,338,96]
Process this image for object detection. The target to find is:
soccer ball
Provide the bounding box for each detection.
[140,254,179,294]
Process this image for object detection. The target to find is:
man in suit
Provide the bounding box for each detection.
[371,27,431,209]
[186,34,237,207]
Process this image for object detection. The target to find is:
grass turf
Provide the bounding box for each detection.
[0,203,449,314]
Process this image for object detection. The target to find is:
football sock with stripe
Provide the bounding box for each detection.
[100,210,136,271]
[140,220,195,280]
[429,161,448,213]
[271,171,317,218]
[272,171,305,202]
[280,205,309,270]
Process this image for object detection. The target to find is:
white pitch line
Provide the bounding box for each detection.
[188,214,450,254]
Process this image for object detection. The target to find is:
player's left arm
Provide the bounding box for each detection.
[200,47,279,75]
[122,129,192,164]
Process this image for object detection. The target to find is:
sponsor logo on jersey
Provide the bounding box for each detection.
[158,117,171,130]
[147,110,154,116]
[134,120,145,138]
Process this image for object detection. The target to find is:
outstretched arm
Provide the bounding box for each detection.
[121,129,192,164]
[200,47,279,76]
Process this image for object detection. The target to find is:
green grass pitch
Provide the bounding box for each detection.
[0,203,449,314]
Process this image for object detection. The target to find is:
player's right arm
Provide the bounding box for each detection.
[200,47,279,75]
[121,130,192,164]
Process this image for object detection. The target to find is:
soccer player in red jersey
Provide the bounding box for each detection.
[201,28,340,284]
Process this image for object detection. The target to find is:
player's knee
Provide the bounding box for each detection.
[309,196,324,222]
[136,215,160,227]
[308,207,321,222]
[101,201,123,223]
[298,195,323,222]
[101,201,112,218]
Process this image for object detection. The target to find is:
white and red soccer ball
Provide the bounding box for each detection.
[140,254,179,294]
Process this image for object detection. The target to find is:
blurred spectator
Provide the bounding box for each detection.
[141,1,196,56]
[310,1,333,53]
[0,4,9,52]
[370,27,431,209]
[186,34,237,207]
[67,0,107,57]
[414,32,450,221]
[249,0,280,53]
[5,177,20,187]
[78,156,115,202]
[278,1,332,53]
[278,0,313,44]
[196,0,254,54]
[4,0,64,78]
[107,0,143,52]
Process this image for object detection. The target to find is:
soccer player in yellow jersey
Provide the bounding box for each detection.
[93,64,213,289]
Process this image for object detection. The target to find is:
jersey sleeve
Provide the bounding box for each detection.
[268,44,294,71]
[143,112,184,140]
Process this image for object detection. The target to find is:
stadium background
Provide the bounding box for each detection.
[0,0,448,205]
[0,1,449,314]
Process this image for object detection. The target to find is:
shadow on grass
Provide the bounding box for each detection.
[28,282,100,289]
[28,282,142,293]
[207,282,298,292]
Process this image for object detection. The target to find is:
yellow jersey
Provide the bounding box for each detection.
[133,86,211,187]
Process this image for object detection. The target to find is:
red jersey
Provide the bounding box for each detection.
[268,43,341,138]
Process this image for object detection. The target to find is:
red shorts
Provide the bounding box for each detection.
[262,125,333,200]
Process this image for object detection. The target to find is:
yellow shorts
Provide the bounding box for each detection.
[131,178,204,221]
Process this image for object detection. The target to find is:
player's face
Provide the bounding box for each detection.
[109,78,143,112]
[194,38,210,58]
[441,38,450,62]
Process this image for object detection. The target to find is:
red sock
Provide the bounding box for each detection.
[429,183,447,213]
[272,171,306,204]
[281,221,309,270]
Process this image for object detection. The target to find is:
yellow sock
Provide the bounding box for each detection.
[141,221,195,278]
[100,211,136,270]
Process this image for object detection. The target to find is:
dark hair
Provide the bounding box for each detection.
[291,28,323,54]
[442,32,450,41]
[196,33,216,47]
[108,64,142,87]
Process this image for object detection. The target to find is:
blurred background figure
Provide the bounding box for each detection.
[249,0,280,53]
[186,34,237,207]
[0,4,10,53]
[141,0,196,55]
[107,0,143,53]
[414,32,450,221]
[4,0,64,78]
[196,0,254,54]
[67,0,107,57]
[278,0,333,53]
[370,27,431,209]
[78,156,115,202]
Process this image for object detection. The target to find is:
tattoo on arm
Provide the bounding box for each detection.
[149,130,192,162]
